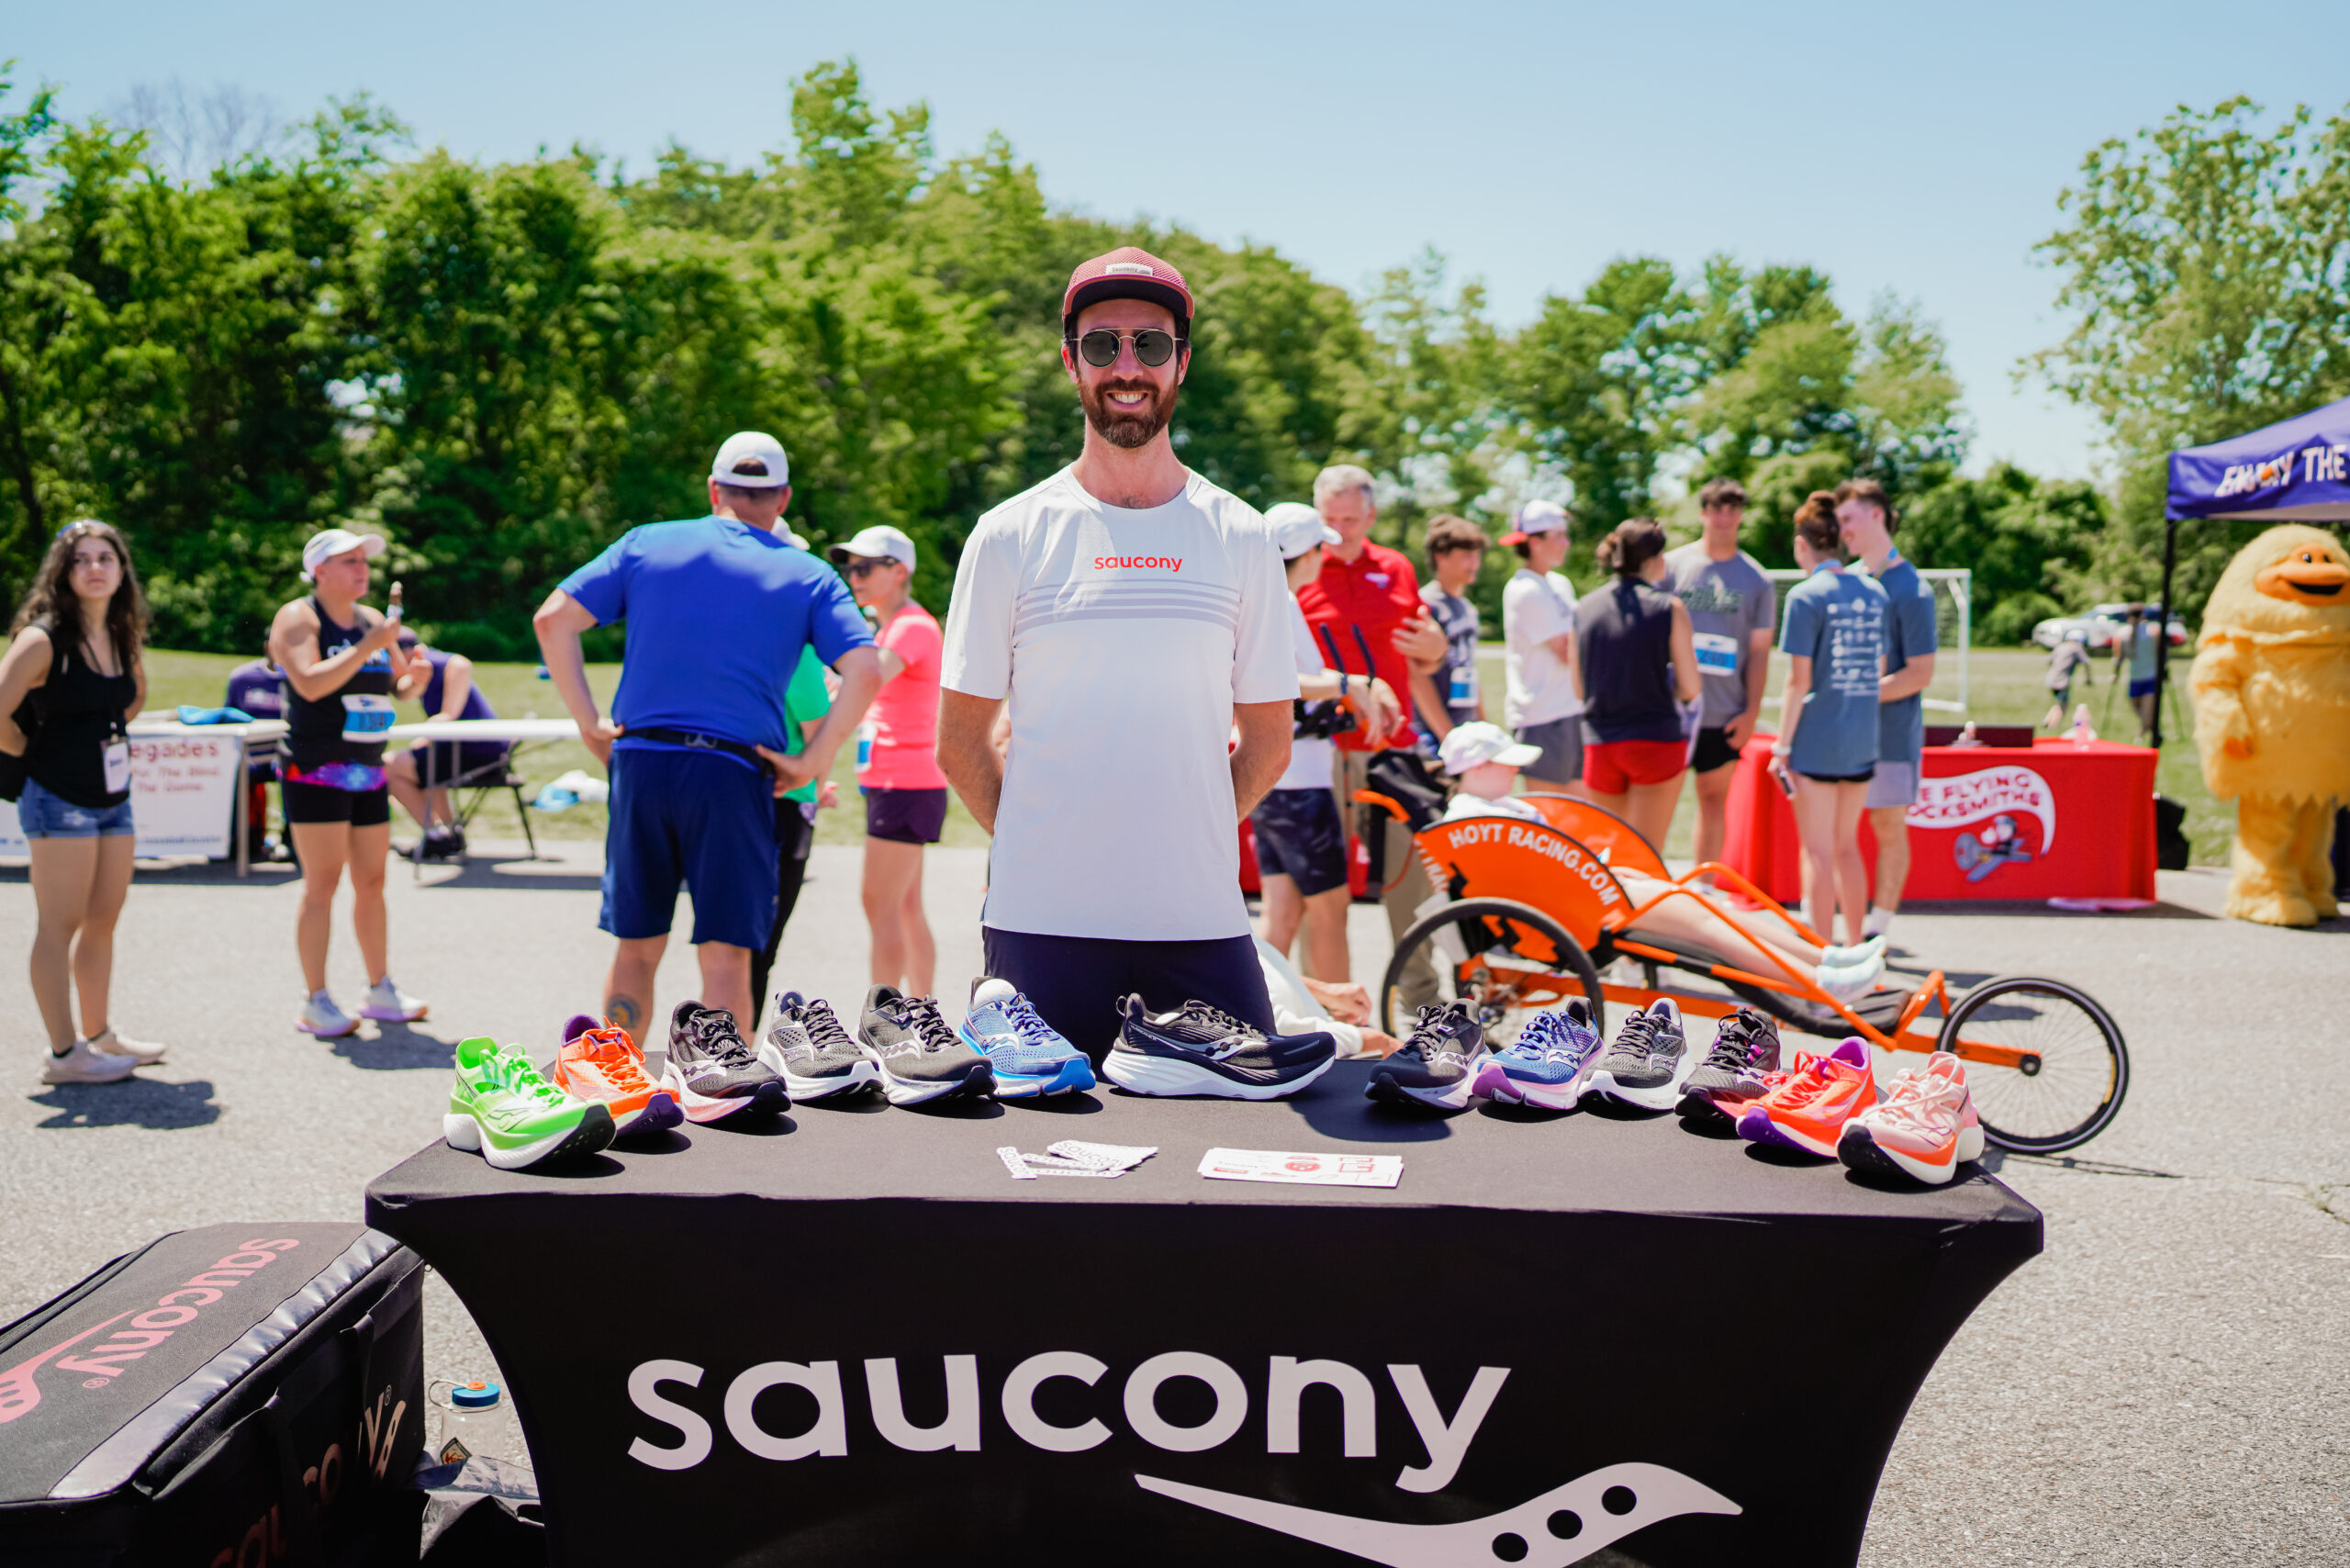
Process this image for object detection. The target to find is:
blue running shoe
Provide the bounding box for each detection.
[1472,997,1604,1110]
[959,979,1096,1098]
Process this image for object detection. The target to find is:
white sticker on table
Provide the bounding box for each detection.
[1197,1148,1403,1188]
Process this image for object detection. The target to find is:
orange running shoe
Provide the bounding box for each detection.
[1734,1036,1876,1157]
[552,1022,682,1137]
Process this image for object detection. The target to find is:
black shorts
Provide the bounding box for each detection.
[1798,768,1876,785]
[1250,787,1348,897]
[1692,726,1742,774]
[981,926,1275,1062]
[282,779,392,827]
[408,739,509,784]
[864,786,946,845]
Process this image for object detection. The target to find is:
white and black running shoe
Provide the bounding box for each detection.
[762,991,880,1101]
[1367,1000,1490,1110]
[1584,997,1690,1111]
[1104,996,1337,1100]
[660,1001,789,1123]
[857,986,994,1106]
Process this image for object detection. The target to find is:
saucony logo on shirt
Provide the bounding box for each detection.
[1092,555,1184,571]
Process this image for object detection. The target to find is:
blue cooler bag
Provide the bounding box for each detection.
[0,1222,424,1566]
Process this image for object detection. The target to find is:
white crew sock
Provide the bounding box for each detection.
[1863,906,1894,939]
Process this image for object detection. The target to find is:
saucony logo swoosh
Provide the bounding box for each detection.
[0,1312,135,1423]
[1136,1462,1741,1567]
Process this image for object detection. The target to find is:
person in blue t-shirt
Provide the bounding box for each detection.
[386,630,503,860]
[1770,494,1888,949]
[224,655,287,861]
[1837,478,1938,942]
[533,431,880,1038]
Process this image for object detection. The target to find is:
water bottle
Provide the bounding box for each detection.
[2068,704,2097,745]
[430,1379,531,1468]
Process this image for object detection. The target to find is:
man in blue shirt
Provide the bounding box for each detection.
[533,431,880,1036]
[1837,479,1937,941]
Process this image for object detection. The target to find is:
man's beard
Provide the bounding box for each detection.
[1080,375,1178,450]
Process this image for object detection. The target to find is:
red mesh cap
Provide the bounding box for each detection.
[1062,247,1192,338]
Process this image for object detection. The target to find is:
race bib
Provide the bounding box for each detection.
[103,739,130,794]
[341,693,397,743]
[1693,632,1740,676]
[1449,664,1476,706]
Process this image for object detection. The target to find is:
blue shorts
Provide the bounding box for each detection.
[982,926,1275,1062]
[1250,787,1348,897]
[600,746,777,949]
[17,778,135,838]
[2129,677,2157,700]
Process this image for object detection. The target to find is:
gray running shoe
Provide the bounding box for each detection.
[1584,998,1688,1111]
[857,986,994,1106]
[762,991,880,1101]
[1367,1001,1489,1110]
[1675,1007,1785,1122]
[661,1001,789,1124]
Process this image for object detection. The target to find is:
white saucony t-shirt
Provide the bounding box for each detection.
[942,466,1299,941]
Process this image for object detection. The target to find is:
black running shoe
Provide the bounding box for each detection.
[1104,996,1336,1100]
[857,986,993,1106]
[1675,1006,1785,1123]
[1584,998,1688,1111]
[761,991,880,1101]
[660,1001,789,1123]
[1367,1000,1490,1109]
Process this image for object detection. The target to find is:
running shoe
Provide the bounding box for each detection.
[1583,998,1690,1110]
[40,1038,137,1084]
[1814,937,1887,1002]
[1367,1001,1489,1109]
[1105,996,1336,1101]
[1838,1052,1984,1185]
[857,986,994,1106]
[1472,997,1605,1110]
[552,1021,683,1137]
[660,1002,789,1123]
[359,977,429,1023]
[297,991,358,1038]
[959,979,1096,1098]
[763,991,881,1101]
[444,1037,614,1170]
[1736,1036,1877,1157]
[86,1025,166,1065]
[1674,1007,1785,1123]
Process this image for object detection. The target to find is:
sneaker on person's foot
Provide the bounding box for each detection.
[41,1039,138,1084]
[1472,997,1604,1110]
[1838,1051,1982,1184]
[1367,1000,1489,1110]
[418,826,464,862]
[552,1021,682,1137]
[297,991,358,1038]
[1675,1007,1784,1123]
[1584,997,1690,1110]
[445,1037,614,1170]
[857,987,994,1106]
[959,980,1096,1098]
[1736,1037,1878,1157]
[359,977,429,1023]
[763,992,881,1101]
[1104,996,1335,1101]
[660,1002,789,1123]
[86,1025,167,1065]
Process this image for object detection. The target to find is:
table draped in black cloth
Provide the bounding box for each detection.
[364,1058,2041,1567]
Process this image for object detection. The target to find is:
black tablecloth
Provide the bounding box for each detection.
[364,1059,2041,1567]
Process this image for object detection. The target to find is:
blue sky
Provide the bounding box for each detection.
[13,0,2344,482]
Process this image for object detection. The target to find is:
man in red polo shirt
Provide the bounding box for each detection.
[1296,463,1448,1009]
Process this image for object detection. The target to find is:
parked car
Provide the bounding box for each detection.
[2031,603,2188,655]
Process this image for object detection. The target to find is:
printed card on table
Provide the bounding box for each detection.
[1196,1148,1403,1188]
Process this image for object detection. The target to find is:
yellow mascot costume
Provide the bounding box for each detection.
[2189,523,2350,925]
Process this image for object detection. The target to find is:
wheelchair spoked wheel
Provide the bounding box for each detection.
[1379,898,1605,1047]
[1937,975,2129,1153]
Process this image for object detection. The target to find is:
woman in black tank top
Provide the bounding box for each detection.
[269,530,430,1038]
[0,521,167,1081]
[1572,519,1700,848]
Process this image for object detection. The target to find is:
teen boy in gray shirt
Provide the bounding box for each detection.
[1667,477,1775,878]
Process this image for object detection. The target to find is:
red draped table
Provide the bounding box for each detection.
[1721,734,2159,902]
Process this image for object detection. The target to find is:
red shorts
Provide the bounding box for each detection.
[1583,737,1686,794]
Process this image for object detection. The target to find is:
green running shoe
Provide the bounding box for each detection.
[444,1037,615,1170]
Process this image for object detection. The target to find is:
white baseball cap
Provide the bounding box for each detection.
[1500,499,1569,547]
[828,525,917,573]
[711,431,791,488]
[1439,721,1542,777]
[1266,501,1340,561]
[299,527,386,582]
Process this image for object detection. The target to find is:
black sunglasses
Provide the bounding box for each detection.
[845,557,898,578]
[1069,328,1184,369]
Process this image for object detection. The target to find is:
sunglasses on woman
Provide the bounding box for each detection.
[845,557,899,578]
[1069,328,1184,369]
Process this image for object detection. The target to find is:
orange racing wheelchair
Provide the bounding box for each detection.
[1360,790,2129,1154]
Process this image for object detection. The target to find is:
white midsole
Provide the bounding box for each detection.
[1103,1046,1332,1101]
[780,1058,879,1099]
[443,1111,578,1170]
[1587,1059,1689,1111]
[661,1064,773,1123]
[1383,1051,1490,1108]
[1863,1120,1985,1183]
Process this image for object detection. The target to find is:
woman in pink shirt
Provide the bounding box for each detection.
[830,527,947,996]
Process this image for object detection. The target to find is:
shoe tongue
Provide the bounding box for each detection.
[972,978,1017,1007]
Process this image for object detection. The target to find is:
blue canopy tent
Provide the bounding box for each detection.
[2155,395,2350,745]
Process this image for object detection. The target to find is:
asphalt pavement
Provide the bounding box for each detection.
[0,842,2343,1563]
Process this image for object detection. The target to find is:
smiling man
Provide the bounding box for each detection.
[936,247,1299,1058]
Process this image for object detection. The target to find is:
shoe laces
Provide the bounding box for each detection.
[1701,1011,1767,1072]
[1003,995,1062,1052]
[687,1009,757,1069]
[1503,1011,1561,1061]
[885,996,958,1052]
[495,1047,572,1107]
[794,999,856,1054]
[576,1026,653,1090]
[1874,1064,1961,1126]
[1609,1009,1659,1064]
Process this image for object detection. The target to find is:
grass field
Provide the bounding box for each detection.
[144,641,2234,867]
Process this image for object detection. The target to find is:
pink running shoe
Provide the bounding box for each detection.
[1837,1051,1984,1185]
